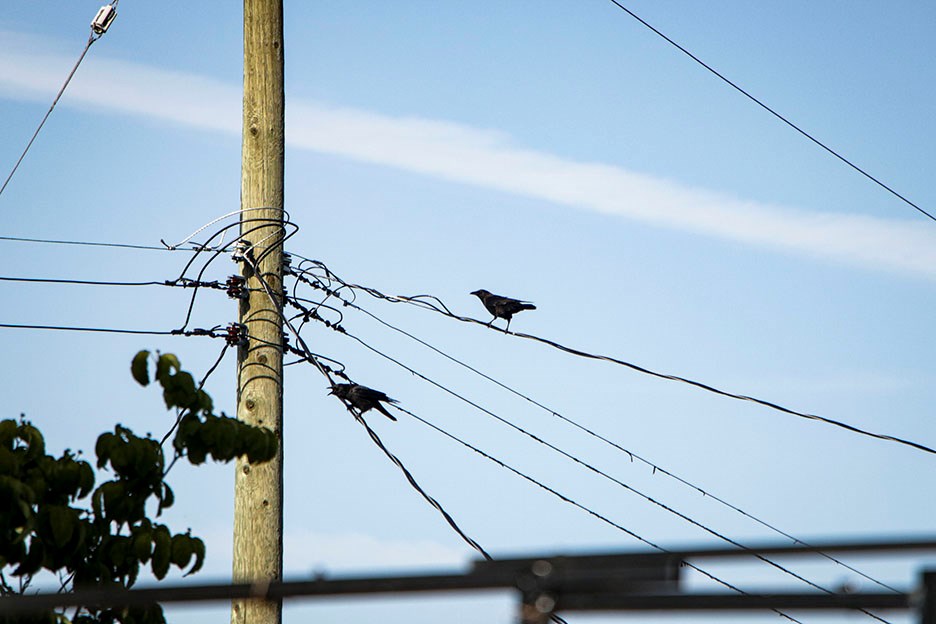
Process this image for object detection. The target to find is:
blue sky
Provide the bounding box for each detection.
[1,2,935,623]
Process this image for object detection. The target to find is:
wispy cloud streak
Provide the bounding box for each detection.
[2,31,935,278]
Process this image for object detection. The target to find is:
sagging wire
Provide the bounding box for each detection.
[160,207,283,252]
[290,256,936,458]
[345,402,492,562]
[390,402,806,624]
[288,267,899,594]
[275,257,875,620]
[303,307,891,623]
[171,214,299,332]
[237,252,509,569]
[274,260,794,624]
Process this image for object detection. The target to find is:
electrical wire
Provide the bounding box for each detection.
[603,0,936,224]
[241,255,567,624]
[239,255,505,573]
[345,403,492,561]
[307,310,891,622]
[300,265,936,458]
[172,216,299,332]
[0,275,224,289]
[0,323,225,337]
[300,280,899,593]
[390,402,805,624]
[332,391,570,624]
[161,207,284,251]
[273,262,818,623]
[0,235,183,252]
[0,25,104,200]
[277,257,880,620]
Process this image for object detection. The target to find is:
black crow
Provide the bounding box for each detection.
[470,289,536,332]
[328,383,398,421]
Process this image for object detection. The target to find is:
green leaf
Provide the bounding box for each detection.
[0,419,18,448]
[209,418,238,461]
[155,354,181,385]
[17,424,45,461]
[95,432,116,469]
[162,371,197,410]
[99,481,126,522]
[246,428,278,464]
[132,528,153,562]
[107,535,130,569]
[158,483,174,514]
[13,537,44,576]
[185,537,206,577]
[91,486,104,521]
[184,439,207,465]
[48,506,75,547]
[108,442,132,475]
[0,446,17,476]
[151,525,171,580]
[131,350,151,386]
[126,559,141,589]
[195,389,213,414]
[77,461,95,498]
[170,534,193,569]
[55,459,81,499]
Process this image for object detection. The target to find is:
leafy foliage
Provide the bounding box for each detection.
[0,352,277,624]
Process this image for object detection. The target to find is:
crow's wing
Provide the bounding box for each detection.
[491,296,536,316]
[354,385,398,404]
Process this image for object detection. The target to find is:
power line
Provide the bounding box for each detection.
[173,217,300,333]
[0,322,225,337]
[303,265,936,458]
[390,402,805,624]
[244,250,490,559]
[346,403,492,561]
[287,261,903,593]
[245,258,572,624]
[0,235,178,252]
[508,326,936,456]
[309,285,899,593]
[308,311,890,622]
[0,3,118,200]
[0,275,225,289]
[604,0,936,224]
[285,260,868,621]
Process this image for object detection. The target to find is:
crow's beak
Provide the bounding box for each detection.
[327,387,336,395]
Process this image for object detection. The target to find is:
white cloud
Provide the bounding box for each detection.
[3,31,936,278]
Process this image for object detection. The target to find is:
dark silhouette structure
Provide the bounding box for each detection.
[329,383,398,421]
[471,289,536,332]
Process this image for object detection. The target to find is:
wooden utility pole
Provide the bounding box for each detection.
[232,1,285,624]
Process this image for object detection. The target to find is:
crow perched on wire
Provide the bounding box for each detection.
[470,289,536,332]
[328,383,398,421]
